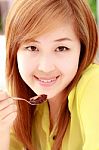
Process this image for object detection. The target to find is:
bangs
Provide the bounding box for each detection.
[9,0,74,45]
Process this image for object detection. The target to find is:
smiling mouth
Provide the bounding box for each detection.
[34,75,60,85]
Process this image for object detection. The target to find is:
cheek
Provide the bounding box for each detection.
[57,52,80,76]
[17,53,36,77]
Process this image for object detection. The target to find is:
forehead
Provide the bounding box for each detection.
[19,17,77,46]
[34,21,78,42]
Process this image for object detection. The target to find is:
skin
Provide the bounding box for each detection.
[17,21,81,127]
[0,90,17,149]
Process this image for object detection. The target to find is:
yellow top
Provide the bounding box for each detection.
[10,64,99,150]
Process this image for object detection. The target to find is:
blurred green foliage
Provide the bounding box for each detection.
[88,0,97,19]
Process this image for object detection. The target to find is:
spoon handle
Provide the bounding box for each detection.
[12,97,35,105]
[12,94,47,105]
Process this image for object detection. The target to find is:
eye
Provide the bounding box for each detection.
[24,46,38,52]
[55,46,70,52]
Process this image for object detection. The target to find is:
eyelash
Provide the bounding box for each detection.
[24,46,38,51]
[24,46,70,52]
[55,46,70,52]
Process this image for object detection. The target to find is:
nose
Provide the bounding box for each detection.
[38,55,55,73]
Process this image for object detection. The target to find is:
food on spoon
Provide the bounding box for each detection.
[29,94,47,104]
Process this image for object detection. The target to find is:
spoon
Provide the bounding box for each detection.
[12,94,47,105]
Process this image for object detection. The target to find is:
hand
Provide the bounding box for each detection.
[0,90,17,150]
[0,90,17,130]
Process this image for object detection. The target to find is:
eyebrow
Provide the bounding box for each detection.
[54,37,72,42]
[32,37,72,43]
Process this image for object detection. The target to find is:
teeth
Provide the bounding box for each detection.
[39,79,56,83]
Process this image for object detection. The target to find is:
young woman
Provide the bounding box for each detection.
[0,0,99,150]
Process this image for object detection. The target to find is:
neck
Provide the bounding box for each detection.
[48,90,68,130]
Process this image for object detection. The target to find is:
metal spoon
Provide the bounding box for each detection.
[12,94,47,105]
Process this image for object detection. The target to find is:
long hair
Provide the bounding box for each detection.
[5,0,98,149]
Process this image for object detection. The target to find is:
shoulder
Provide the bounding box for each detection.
[75,63,99,126]
[76,63,99,99]
[76,63,99,113]
[68,64,99,112]
[75,64,99,149]
[78,63,99,85]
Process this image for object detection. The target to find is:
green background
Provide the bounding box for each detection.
[88,0,97,19]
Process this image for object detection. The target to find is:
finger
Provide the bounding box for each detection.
[0,98,15,111]
[0,90,10,101]
[0,111,17,128]
[1,110,17,120]
[0,104,17,120]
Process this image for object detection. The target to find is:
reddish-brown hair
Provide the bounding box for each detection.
[5,0,98,149]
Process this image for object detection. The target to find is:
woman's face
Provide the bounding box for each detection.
[17,21,81,100]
